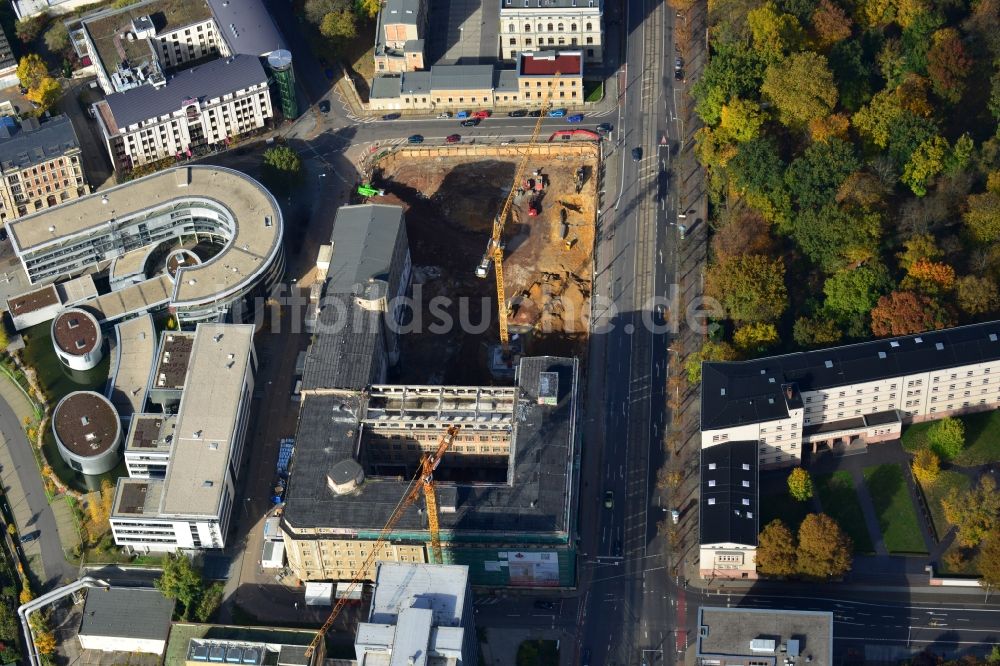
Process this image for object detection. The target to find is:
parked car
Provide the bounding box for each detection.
[567,113,584,123]
[456,110,470,118]
[19,532,38,544]
[632,147,643,161]
[381,113,400,120]
[437,111,453,118]
[408,134,424,144]
[533,600,556,610]
[675,57,683,70]
[472,109,492,119]
[528,110,543,117]
[508,109,528,117]
[548,108,567,117]
[446,134,461,143]
[671,509,680,524]
[604,490,614,508]
[597,122,614,133]
[461,118,481,127]
[674,69,684,81]
[318,100,330,113]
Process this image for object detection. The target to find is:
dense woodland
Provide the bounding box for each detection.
[686,0,1000,373]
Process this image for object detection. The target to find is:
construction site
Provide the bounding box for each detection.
[366,142,599,385]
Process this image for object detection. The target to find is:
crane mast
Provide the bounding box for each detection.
[304,425,460,656]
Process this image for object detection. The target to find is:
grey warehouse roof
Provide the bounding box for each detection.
[105,54,266,129]
[207,0,286,57]
[79,587,174,640]
[702,320,1000,431]
[283,357,579,537]
[430,64,495,90]
[301,292,383,391]
[0,115,80,171]
[700,440,757,547]
[327,204,406,294]
[370,75,403,99]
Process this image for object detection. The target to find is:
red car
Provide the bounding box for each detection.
[446,134,461,143]
[472,109,492,119]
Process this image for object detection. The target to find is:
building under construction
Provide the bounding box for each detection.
[281,204,581,588]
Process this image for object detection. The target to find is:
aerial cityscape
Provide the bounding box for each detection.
[0,0,997,663]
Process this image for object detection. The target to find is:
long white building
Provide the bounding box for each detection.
[701,322,1000,468]
[110,323,256,552]
[499,0,603,62]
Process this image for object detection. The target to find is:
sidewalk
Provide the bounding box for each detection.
[480,627,577,666]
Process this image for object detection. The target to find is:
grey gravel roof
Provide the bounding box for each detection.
[105,54,267,129]
[79,587,174,641]
[495,69,519,92]
[370,75,403,100]
[283,357,580,537]
[207,0,285,56]
[0,115,80,171]
[327,204,405,294]
[301,292,383,391]
[401,71,431,94]
[430,64,494,90]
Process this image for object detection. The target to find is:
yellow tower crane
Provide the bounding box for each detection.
[475,75,560,358]
[304,425,460,657]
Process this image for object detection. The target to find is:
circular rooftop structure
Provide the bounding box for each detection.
[267,49,293,71]
[327,459,364,495]
[166,248,202,281]
[53,391,122,475]
[51,308,104,371]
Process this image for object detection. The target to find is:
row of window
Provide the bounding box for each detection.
[510,36,594,45]
[507,22,595,32]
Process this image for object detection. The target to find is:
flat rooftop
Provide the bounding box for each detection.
[52,308,100,356]
[283,357,579,537]
[113,477,164,516]
[153,331,195,391]
[108,314,156,418]
[82,0,213,77]
[7,284,59,316]
[160,324,254,517]
[53,392,120,458]
[518,51,583,76]
[369,562,468,626]
[9,166,282,310]
[80,587,174,641]
[126,413,177,453]
[697,607,833,666]
[163,624,317,666]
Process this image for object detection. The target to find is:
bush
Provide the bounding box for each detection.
[926,417,965,460]
[911,448,940,485]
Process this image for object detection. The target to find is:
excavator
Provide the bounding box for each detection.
[303,425,460,657]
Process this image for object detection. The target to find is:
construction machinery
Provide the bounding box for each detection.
[304,425,460,658]
[474,74,560,360]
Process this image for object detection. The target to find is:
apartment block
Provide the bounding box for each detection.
[517,51,583,103]
[94,54,273,172]
[355,562,476,665]
[700,322,1000,468]
[699,440,757,580]
[499,0,603,62]
[374,0,426,73]
[0,115,87,224]
[110,324,256,552]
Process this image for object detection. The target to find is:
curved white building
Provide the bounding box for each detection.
[53,391,122,475]
[51,308,104,370]
[8,165,284,326]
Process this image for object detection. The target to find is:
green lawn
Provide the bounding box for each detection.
[584,80,604,103]
[814,471,875,554]
[862,464,927,554]
[760,489,812,533]
[516,639,559,666]
[918,469,971,542]
[901,410,1000,466]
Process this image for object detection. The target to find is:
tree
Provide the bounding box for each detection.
[808,113,850,143]
[16,54,47,92]
[902,259,956,294]
[902,135,949,196]
[706,254,788,323]
[787,467,814,501]
[793,316,843,347]
[304,0,348,24]
[870,291,954,337]
[785,137,859,211]
[761,51,839,127]
[926,28,972,104]
[733,322,780,352]
[823,263,893,318]
[926,416,965,460]
[260,145,302,195]
[911,447,940,486]
[757,519,798,576]
[692,41,768,125]
[719,98,765,143]
[979,530,1000,592]
[357,0,382,18]
[710,210,775,260]
[319,9,357,40]
[43,21,69,53]
[684,341,739,383]
[896,233,941,271]
[791,204,883,272]
[19,585,33,605]
[942,476,1000,547]
[155,554,203,619]
[747,1,804,61]
[836,171,889,209]
[195,582,224,622]
[727,136,791,225]
[964,191,1000,243]
[15,14,47,44]
[796,513,853,578]
[956,275,1000,316]
[32,628,56,656]
[26,77,62,112]
[811,0,852,47]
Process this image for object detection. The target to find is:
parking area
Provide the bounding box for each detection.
[426,0,499,65]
